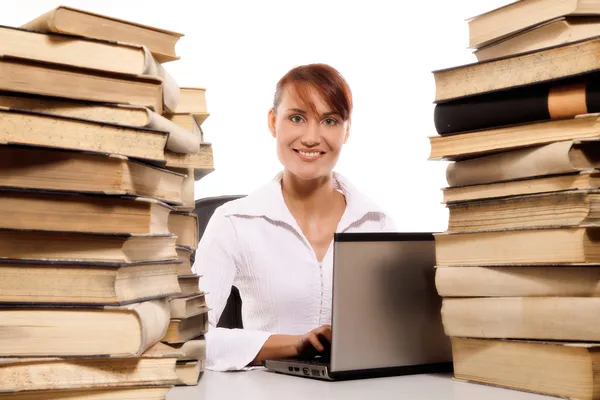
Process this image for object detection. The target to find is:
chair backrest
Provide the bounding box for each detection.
[192,195,246,329]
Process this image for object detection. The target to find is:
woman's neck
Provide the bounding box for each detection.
[281,170,339,215]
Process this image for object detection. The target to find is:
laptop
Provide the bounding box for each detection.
[263,232,452,381]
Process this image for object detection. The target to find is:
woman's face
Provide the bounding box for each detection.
[268,85,350,181]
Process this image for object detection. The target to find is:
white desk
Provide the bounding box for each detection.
[167,369,553,400]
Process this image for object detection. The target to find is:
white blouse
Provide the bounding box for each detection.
[192,172,396,371]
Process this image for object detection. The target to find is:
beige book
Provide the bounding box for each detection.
[447,190,600,232]
[0,299,169,357]
[168,212,199,249]
[475,17,600,61]
[433,37,600,102]
[451,338,600,400]
[162,311,209,344]
[467,0,600,49]
[175,360,203,386]
[442,297,600,341]
[175,246,194,275]
[429,115,600,161]
[168,168,196,212]
[165,142,215,174]
[21,6,183,63]
[0,57,164,113]
[168,338,206,361]
[443,171,600,203]
[0,261,181,305]
[177,274,202,297]
[0,94,199,154]
[167,113,210,130]
[0,108,167,162]
[170,88,207,114]
[0,230,177,264]
[0,191,172,235]
[169,293,207,319]
[446,140,600,187]
[0,342,179,393]
[436,266,600,297]
[0,387,171,399]
[0,146,184,205]
[435,226,600,266]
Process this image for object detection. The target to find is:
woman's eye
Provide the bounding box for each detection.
[323,118,338,126]
[289,115,304,123]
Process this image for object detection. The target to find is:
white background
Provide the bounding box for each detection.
[3,0,512,232]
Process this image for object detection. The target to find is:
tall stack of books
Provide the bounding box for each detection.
[430,1,600,399]
[0,5,213,398]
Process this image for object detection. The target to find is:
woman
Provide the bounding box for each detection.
[193,63,396,371]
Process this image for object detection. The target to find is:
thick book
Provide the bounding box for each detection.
[0,299,170,357]
[168,338,206,362]
[0,260,181,305]
[162,311,209,344]
[0,190,172,235]
[475,17,600,61]
[168,212,199,249]
[429,115,600,161]
[0,386,171,399]
[0,342,179,393]
[0,146,184,205]
[0,229,177,264]
[170,88,208,114]
[169,167,197,212]
[451,337,600,400]
[436,265,600,297]
[165,142,215,174]
[445,140,600,187]
[433,36,600,102]
[434,77,600,134]
[446,190,600,232]
[0,108,167,162]
[175,360,204,386]
[435,226,600,266]
[169,293,207,319]
[467,0,600,49]
[21,6,183,63]
[443,171,600,203]
[442,297,600,341]
[175,246,194,275]
[176,274,202,297]
[0,57,164,113]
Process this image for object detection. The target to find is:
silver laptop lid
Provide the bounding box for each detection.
[330,232,452,373]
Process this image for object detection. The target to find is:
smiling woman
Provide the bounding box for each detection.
[192,63,397,371]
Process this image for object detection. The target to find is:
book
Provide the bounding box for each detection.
[451,338,600,400]
[168,212,199,249]
[446,190,600,232]
[169,293,207,319]
[169,168,197,212]
[0,190,172,235]
[435,226,600,266]
[168,339,206,361]
[170,88,207,114]
[21,6,183,63]
[165,142,215,173]
[445,140,600,187]
[475,17,600,61]
[0,229,177,264]
[0,299,170,357]
[0,146,184,205]
[175,361,204,386]
[175,246,194,275]
[442,297,600,341]
[436,266,600,297]
[177,275,202,297]
[0,387,171,399]
[0,108,167,162]
[167,113,210,130]
[442,171,600,203]
[433,77,600,135]
[429,115,600,161]
[162,311,209,344]
[433,36,600,102]
[0,260,181,305]
[467,0,600,49]
[0,57,164,113]
[0,342,180,393]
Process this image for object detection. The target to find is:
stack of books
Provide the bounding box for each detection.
[430,1,600,399]
[0,5,213,398]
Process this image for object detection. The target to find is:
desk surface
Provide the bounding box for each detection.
[167,369,553,400]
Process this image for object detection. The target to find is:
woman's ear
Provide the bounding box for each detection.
[343,119,351,144]
[268,108,277,138]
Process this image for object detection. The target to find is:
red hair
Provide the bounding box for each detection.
[272,63,353,121]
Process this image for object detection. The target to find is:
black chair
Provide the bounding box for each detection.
[192,195,246,329]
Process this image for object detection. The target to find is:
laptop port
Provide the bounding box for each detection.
[288,366,294,372]
[294,367,299,372]
[302,367,310,376]
[311,369,321,377]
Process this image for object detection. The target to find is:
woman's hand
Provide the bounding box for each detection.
[295,324,331,354]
